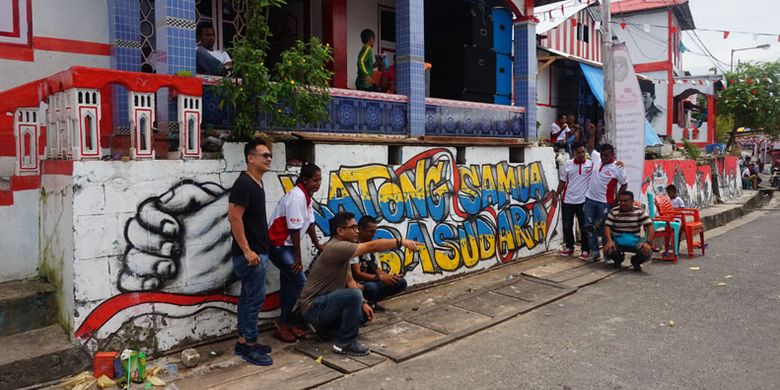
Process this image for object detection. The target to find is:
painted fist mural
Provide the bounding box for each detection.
[118,180,233,293]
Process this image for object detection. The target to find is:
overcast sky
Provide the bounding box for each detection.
[681,0,780,75]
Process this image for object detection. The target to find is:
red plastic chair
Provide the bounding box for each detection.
[642,197,678,263]
[655,194,705,259]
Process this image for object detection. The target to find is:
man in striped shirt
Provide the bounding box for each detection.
[604,191,655,272]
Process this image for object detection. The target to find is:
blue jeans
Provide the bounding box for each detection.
[362,278,408,304]
[303,288,366,345]
[269,245,307,325]
[196,46,224,76]
[232,253,268,343]
[584,198,611,258]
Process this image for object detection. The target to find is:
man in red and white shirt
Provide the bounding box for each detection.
[268,164,323,342]
[556,141,593,260]
[583,138,628,263]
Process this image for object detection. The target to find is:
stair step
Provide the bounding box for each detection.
[0,325,88,390]
[0,279,57,337]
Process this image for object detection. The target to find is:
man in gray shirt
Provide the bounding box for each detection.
[298,211,419,357]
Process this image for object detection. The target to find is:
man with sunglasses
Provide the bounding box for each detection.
[297,211,420,357]
[227,137,275,366]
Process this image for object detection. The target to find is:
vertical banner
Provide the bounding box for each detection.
[612,42,646,197]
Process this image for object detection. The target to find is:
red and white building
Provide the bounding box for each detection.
[534,0,723,146]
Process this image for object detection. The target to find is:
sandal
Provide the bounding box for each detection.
[289,326,306,339]
[272,328,297,343]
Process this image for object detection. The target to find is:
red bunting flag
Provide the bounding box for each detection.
[669,26,678,33]
[560,4,564,14]
[571,18,578,27]
[620,22,627,29]
[723,31,730,39]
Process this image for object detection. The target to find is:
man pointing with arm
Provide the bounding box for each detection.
[297,212,420,357]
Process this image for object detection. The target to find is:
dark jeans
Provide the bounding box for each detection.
[584,198,611,257]
[303,288,366,345]
[196,46,225,76]
[362,278,408,304]
[561,203,589,252]
[232,253,268,343]
[269,245,307,325]
[604,242,651,265]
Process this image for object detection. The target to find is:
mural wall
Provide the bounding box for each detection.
[57,145,559,353]
[641,159,714,209]
[713,156,743,202]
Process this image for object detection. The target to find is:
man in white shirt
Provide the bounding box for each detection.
[742,165,758,189]
[583,132,628,262]
[556,141,593,260]
[196,22,232,76]
[550,114,569,144]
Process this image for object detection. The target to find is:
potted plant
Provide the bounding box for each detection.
[218,0,334,142]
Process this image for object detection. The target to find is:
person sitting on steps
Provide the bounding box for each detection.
[603,191,655,272]
[350,216,408,312]
[296,211,421,357]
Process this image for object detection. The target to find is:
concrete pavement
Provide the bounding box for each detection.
[318,198,780,389]
[40,191,775,389]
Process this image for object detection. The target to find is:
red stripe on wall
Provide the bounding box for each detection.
[32,37,111,56]
[10,175,40,191]
[0,43,33,61]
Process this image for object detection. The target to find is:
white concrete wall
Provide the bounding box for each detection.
[0,189,40,282]
[39,173,75,332]
[0,157,15,177]
[536,62,562,141]
[346,0,394,89]
[613,11,668,65]
[0,0,110,90]
[60,143,559,354]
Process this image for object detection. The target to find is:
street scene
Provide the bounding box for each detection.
[0,0,778,389]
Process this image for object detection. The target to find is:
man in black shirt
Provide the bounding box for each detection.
[350,216,407,311]
[227,137,274,366]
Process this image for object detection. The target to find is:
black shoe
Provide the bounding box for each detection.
[332,340,370,357]
[631,255,645,272]
[612,260,623,269]
[234,341,271,354]
[371,302,386,312]
[235,342,273,366]
[251,343,272,354]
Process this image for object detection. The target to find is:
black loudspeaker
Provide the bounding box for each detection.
[461,3,494,49]
[425,0,503,101]
[462,47,496,95]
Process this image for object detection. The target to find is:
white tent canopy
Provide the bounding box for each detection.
[535,0,593,34]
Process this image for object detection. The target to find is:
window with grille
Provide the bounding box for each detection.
[140,0,156,73]
[195,0,247,50]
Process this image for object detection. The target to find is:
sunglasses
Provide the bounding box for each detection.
[250,152,273,159]
[339,224,359,231]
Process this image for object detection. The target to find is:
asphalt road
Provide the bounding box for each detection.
[318,210,780,390]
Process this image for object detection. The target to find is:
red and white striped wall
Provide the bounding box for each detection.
[538,8,602,63]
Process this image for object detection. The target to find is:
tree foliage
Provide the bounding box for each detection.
[219,0,333,141]
[719,61,780,148]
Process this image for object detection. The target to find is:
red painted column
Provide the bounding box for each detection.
[666,11,674,137]
[323,0,348,89]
